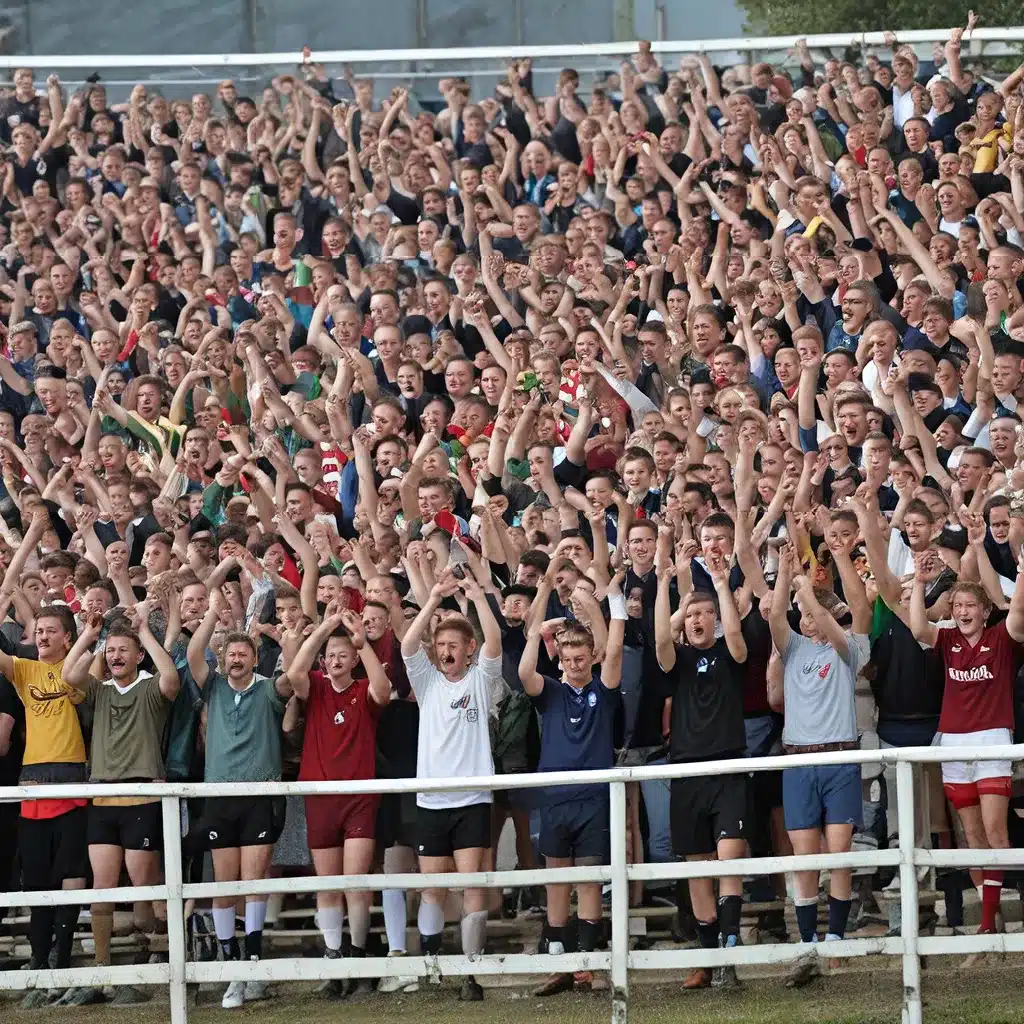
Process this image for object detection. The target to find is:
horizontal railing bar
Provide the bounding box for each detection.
[0,884,168,908]
[0,853,916,908]
[631,936,903,968]
[182,865,611,900]
[0,964,169,989]
[915,848,1024,868]
[1,30,1021,69]
[629,849,900,882]
[918,933,1024,955]
[2,744,1023,802]
[186,952,610,983]
[5,937,1018,992]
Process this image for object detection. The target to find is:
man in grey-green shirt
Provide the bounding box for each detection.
[187,594,297,1009]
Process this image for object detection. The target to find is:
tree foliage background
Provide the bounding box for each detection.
[737,0,1023,36]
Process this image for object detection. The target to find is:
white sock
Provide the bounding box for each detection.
[418,901,445,937]
[265,892,284,926]
[316,906,344,952]
[383,891,408,953]
[244,900,268,936]
[348,902,371,950]
[460,910,487,957]
[212,906,236,941]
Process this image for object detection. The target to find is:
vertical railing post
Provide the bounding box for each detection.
[896,760,922,1024]
[162,796,189,1024]
[610,780,628,1024]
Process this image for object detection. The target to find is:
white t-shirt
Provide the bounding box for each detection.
[403,645,508,809]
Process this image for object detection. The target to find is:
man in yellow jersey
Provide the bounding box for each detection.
[0,601,87,1007]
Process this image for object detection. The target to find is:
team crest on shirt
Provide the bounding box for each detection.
[697,658,708,674]
[952,645,962,653]
[333,710,345,725]
[588,692,597,707]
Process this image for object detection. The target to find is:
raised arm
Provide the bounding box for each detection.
[768,545,796,658]
[826,531,872,635]
[186,591,222,688]
[459,570,501,660]
[909,555,940,648]
[793,573,850,662]
[134,600,181,700]
[708,551,747,663]
[654,536,677,672]
[400,572,458,658]
[62,614,104,688]
[284,609,346,700]
[1005,546,1024,643]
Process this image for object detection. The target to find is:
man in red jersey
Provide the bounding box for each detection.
[911,567,1024,947]
[288,606,392,998]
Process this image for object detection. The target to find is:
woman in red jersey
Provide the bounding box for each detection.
[911,564,1024,943]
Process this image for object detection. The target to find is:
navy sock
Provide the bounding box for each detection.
[827,896,852,939]
[697,919,719,950]
[795,900,818,944]
[220,936,241,961]
[717,895,742,945]
[420,931,443,955]
[577,919,600,953]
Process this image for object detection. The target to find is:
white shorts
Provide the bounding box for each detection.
[936,728,1014,785]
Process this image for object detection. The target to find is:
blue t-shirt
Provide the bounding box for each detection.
[532,675,619,805]
[826,321,860,354]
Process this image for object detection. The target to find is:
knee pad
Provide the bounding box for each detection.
[944,782,980,810]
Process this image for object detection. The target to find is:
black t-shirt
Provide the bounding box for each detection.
[664,637,746,762]
[870,603,945,723]
[11,146,68,195]
[0,676,25,787]
[0,95,41,142]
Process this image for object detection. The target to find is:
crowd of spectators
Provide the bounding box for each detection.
[2,13,1024,1009]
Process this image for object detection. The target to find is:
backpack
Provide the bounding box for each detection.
[491,689,541,775]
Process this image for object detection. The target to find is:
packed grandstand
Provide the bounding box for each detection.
[0,12,1023,1012]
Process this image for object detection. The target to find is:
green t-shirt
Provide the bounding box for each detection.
[86,672,170,783]
[202,671,285,783]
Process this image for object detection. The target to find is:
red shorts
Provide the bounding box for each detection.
[304,794,379,850]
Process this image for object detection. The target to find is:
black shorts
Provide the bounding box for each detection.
[19,806,89,888]
[199,796,286,850]
[377,792,419,850]
[671,774,748,857]
[416,802,491,858]
[88,802,163,852]
[540,798,609,861]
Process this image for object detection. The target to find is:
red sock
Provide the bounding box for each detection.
[981,871,1004,932]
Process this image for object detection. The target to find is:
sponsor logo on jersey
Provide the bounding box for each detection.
[948,665,994,682]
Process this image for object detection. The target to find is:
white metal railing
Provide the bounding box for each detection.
[0,28,1023,70]
[1,745,1023,1024]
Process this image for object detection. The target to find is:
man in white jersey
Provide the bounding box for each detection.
[400,567,507,1002]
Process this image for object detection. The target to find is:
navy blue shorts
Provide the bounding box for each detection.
[539,798,609,861]
[783,763,863,831]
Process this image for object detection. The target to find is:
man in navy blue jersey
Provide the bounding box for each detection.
[519,575,626,996]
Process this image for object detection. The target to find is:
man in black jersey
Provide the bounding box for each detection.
[655,541,748,990]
